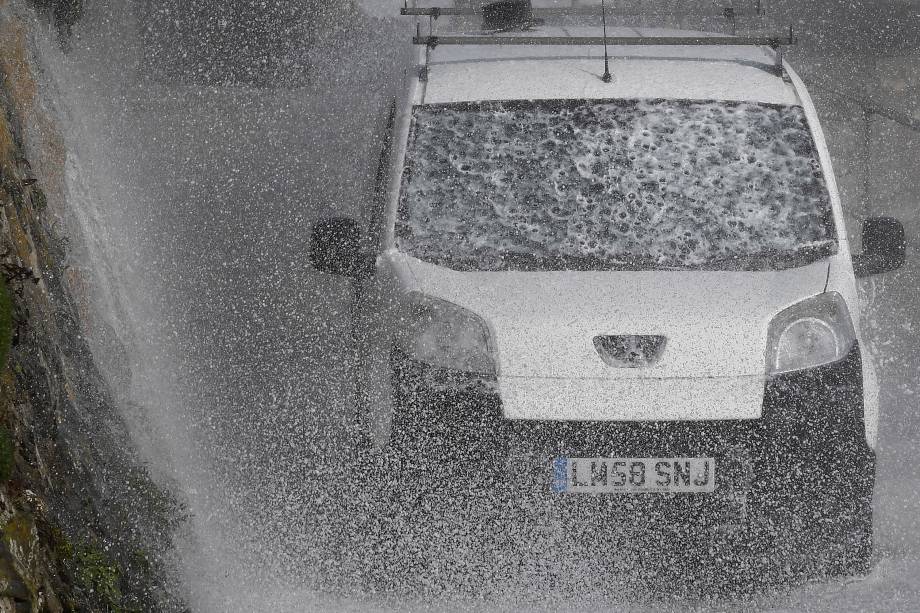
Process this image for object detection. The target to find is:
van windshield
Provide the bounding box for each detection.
[395,98,837,272]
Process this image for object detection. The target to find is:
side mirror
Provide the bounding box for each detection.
[309,217,372,278]
[853,216,906,278]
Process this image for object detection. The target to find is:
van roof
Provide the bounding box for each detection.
[418,27,801,107]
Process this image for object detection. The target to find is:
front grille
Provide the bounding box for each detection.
[592,335,667,367]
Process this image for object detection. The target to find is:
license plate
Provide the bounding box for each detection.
[551,457,716,494]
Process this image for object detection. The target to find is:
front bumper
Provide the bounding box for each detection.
[390,344,875,524]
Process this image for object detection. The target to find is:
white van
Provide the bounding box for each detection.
[310,1,906,575]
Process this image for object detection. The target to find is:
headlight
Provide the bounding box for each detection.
[396,293,497,376]
[766,292,856,376]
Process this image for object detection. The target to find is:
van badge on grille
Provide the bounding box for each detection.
[593,335,667,368]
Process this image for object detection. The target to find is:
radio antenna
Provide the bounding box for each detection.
[600,0,612,82]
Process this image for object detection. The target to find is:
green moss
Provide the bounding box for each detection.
[4,514,34,553]
[74,544,122,611]
[129,549,150,573]
[2,515,38,604]
[50,526,73,561]
[0,274,11,370]
[0,429,14,484]
[29,188,47,212]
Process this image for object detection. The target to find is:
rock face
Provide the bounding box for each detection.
[0,4,184,612]
[26,1,81,39]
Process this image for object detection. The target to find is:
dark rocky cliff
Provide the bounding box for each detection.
[0,3,184,611]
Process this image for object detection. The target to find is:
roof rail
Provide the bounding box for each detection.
[401,5,764,19]
[406,3,793,77]
[399,0,765,43]
[401,0,764,32]
[412,33,796,48]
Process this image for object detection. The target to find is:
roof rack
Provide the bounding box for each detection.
[401,5,764,19]
[412,33,796,48]
[411,30,796,74]
[401,1,765,33]
[405,2,794,80]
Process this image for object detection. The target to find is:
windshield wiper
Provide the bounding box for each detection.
[700,243,837,271]
[429,244,836,273]
[445,250,682,272]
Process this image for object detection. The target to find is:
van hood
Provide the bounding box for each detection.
[399,256,832,422]
[404,256,829,380]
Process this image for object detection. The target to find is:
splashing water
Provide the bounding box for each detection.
[13,0,920,610]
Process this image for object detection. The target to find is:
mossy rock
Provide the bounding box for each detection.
[0,428,13,483]
[74,544,122,610]
[29,188,47,212]
[0,274,11,371]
